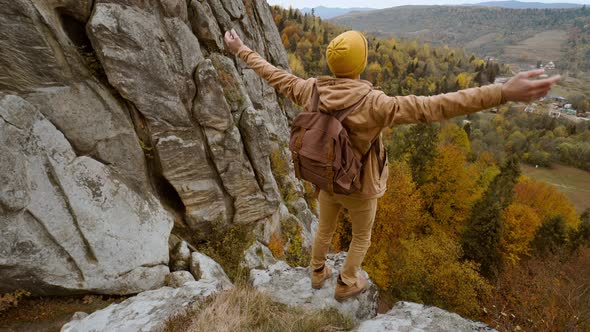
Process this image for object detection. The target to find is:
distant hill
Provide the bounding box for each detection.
[300,6,376,19]
[465,1,585,9]
[331,6,589,63]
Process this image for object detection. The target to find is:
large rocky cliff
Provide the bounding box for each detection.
[0,0,316,295]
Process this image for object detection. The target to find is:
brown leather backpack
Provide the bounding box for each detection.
[289,83,366,195]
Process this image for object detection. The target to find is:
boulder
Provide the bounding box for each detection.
[190,251,233,291]
[60,280,220,332]
[241,241,277,270]
[250,252,378,321]
[169,241,191,272]
[0,95,173,295]
[358,301,498,332]
[165,271,196,288]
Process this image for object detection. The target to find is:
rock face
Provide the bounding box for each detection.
[250,252,379,321]
[358,301,498,332]
[0,0,316,295]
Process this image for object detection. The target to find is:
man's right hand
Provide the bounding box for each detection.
[501,69,561,102]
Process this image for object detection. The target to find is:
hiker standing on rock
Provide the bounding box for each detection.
[224,29,559,301]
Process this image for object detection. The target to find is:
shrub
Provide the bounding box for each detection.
[0,290,30,313]
[389,232,492,318]
[198,223,255,282]
[281,217,310,267]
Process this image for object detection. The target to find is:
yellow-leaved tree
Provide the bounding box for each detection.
[389,231,492,318]
[364,161,425,290]
[421,144,478,234]
[514,178,580,230]
[499,203,542,265]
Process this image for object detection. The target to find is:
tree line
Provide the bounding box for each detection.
[271,6,506,97]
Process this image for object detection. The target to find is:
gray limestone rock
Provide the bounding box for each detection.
[87,1,202,128]
[1,0,318,298]
[24,80,147,189]
[194,60,277,225]
[241,241,277,270]
[190,251,233,291]
[165,271,196,288]
[188,0,224,51]
[60,280,221,332]
[169,241,191,272]
[250,252,379,321]
[154,130,227,230]
[69,312,89,321]
[358,301,497,332]
[0,95,173,295]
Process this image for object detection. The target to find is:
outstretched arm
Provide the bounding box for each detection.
[224,29,313,107]
[373,69,561,126]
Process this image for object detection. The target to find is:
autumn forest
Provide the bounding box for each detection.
[271,6,590,331]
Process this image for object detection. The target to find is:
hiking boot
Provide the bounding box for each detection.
[311,265,332,289]
[334,274,368,302]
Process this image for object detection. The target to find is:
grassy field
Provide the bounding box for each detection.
[521,163,590,214]
[503,30,566,63]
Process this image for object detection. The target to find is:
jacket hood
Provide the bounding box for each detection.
[315,76,373,113]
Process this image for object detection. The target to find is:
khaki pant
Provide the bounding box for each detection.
[310,190,378,286]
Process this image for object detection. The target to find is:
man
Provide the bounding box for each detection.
[224,29,559,301]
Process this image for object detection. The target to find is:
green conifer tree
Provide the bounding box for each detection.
[461,156,520,279]
[531,215,569,257]
[404,124,439,187]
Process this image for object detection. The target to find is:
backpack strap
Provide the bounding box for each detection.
[308,83,320,113]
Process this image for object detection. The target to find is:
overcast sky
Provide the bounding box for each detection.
[266,0,588,8]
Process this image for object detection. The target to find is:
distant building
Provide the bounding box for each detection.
[564,104,572,109]
[550,110,561,118]
[554,96,567,106]
[545,61,555,70]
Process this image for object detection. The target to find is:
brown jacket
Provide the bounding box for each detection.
[237,45,506,199]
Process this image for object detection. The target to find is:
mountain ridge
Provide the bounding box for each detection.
[330,5,589,61]
[301,6,376,19]
[462,1,585,9]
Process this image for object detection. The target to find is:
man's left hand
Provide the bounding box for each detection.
[224,29,243,54]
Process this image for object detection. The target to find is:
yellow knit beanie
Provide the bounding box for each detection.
[326,31,368,78]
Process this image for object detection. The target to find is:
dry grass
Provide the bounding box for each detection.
[162,285,356,332]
